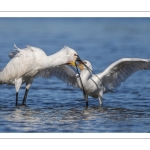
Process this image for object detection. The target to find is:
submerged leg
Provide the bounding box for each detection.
[15,78,22,106]
[16,92,18,106]
[98,90,103,106]
[22,78,33,105]
[98,95,102,105]
[22,88,29,105]
[84,94,88,106]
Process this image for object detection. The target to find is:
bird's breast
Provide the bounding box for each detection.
[83,78,102,98]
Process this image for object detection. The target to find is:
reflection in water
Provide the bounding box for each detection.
[1,104,150,132]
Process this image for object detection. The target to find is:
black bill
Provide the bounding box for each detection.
[75,60,88,106]
[76,55,105,88]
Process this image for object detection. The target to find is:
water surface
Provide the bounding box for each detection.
[0,18,150,132]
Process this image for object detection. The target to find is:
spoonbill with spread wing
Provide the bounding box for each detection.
[51,58,150,106]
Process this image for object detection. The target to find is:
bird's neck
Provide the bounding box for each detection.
[45,50,69,68]
[77,69,92,89]
[80,69,92,82]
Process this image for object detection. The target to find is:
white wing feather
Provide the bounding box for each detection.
[0,47,35,82]
[8,45,78,87]
[98,58,150,90]
[36,65,78,88]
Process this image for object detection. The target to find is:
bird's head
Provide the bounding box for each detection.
[63,46,82,67]
[77,60,92,71]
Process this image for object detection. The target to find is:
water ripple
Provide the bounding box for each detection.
[1,18,150,132]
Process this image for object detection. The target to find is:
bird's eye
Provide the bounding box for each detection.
[74,54,77,56]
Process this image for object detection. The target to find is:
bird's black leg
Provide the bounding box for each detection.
[22,88,29,105]
[16,92,18,106]
[86,101,88,107]
[84,94,88,107]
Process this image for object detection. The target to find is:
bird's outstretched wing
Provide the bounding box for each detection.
[35,65,78,88]
[98,58,150,90]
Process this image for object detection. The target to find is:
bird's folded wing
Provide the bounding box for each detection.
[35,65,78,88]
[98,58,150,90]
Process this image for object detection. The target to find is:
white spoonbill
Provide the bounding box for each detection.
[0,45,81,106]
[50,58,150,106]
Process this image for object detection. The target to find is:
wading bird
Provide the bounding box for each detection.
[51,58,150,106]
[0,45,82,106]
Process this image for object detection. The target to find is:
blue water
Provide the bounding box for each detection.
[0,18,150,132]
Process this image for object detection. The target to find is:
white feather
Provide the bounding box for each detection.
[0,45,79,105]
[99,58,150,90]
[77,58,150,105]
[36,65,78,88]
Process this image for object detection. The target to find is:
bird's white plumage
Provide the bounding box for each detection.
[36,65,78,88]
[1,47,35,84]
[0,45,79,105]
[99,58,150,90]
[79,59,150,105]
[52,65,78,88]
[55,58,150,105]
